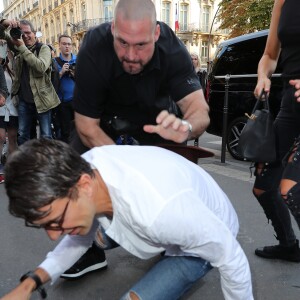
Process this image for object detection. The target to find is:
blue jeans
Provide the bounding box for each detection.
[120,256,212,300]
[96,224,213,300]
[18,99,52,145]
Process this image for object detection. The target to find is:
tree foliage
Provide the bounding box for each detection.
[217,0,275,38]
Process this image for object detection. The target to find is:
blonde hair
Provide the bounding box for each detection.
[190,52,200,72]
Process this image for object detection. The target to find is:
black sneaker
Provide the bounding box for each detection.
[60,242,108,279]
[255,239,300,262]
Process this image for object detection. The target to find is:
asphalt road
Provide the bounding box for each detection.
[0,133,299,299]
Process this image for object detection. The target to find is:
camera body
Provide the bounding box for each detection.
[69,63,76,70]
[10,27,23,40]
[67,62,76,78]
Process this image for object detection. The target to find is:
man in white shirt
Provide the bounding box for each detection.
[2,139,253,300]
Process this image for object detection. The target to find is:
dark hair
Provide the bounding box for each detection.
[58,34,72,43]
[20,19,35,32]
[5,139,94,223]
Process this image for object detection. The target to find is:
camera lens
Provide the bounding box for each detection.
[10,28,22,40]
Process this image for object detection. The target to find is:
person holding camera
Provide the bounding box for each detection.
[0,19,60,145]
[53,35,77,143]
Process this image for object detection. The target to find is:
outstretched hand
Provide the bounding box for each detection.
[143,110,190,143]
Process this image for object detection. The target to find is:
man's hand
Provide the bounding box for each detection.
[289,79,300,102]
[1,19,19,29]
[60,63,70,78]
[143,110,191,143]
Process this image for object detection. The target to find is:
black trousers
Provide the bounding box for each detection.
[56,100,74,144]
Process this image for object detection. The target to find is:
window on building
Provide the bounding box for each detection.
[103,0,113,22]
[161,1,170,26]
[81,2,86,20]
[70,9,74,24]
[179,3,188,31]
[50,20,55,39]
[201,41,208,60]
[202,6,210,32]
[63,14,67,34]
[56,16,61,37]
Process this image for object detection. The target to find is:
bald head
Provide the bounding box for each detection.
[114,0,157,29]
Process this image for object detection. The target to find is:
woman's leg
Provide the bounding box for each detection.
[280,137,300,227]
[253,85,300,260]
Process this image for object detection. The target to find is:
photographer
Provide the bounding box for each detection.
[0,19,60,145]
[54,35,76,143]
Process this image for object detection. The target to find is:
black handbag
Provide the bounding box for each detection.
[237,91,276,162]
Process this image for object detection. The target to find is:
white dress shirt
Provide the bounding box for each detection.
[39,145,253,300]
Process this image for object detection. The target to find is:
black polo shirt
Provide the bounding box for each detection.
[74,22,201,144]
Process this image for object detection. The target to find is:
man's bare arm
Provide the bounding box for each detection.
[74,112,115,148]
[0,268,50,300]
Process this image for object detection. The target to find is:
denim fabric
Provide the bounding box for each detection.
[94,224,119,250]
[97,224,213,300]
[120,256,213,300]
[18,99,52,145]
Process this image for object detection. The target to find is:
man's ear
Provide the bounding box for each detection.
[111,21,115,36]
[154,24,160,42]
[77,173,93,193]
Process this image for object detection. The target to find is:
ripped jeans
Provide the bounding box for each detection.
[96,224,213,300]
[120,256,212,300]
[253,84,300,245]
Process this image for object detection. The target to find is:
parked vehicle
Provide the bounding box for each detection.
[205,30,283,160]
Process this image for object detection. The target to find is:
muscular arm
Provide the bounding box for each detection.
[254,0,283,97]
[177,89,210,138]
[75,112,115,148]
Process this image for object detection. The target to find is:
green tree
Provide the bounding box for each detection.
[218,0,274,38]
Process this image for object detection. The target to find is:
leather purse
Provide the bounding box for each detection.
[237,91,276,162]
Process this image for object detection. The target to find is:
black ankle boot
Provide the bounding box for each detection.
[256,189,296,245]
[255,239,300,262]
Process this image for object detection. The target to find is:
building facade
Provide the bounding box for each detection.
[1,0,228,65]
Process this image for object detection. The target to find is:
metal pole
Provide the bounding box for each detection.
[221,74,230,163]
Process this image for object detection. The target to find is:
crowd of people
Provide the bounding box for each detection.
[1,0,300,299]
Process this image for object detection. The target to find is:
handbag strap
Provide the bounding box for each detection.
[245,90,270,119]
[252,90,269,113]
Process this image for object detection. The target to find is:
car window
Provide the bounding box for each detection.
[214,36,268,76]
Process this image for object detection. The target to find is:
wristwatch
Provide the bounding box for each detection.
[20,271,47,299]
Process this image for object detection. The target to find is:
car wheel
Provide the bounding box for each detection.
[226,116,248,160]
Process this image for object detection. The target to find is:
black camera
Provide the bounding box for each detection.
[10,27,23,40]
[67,63,76,78]
[69,63,76,71]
